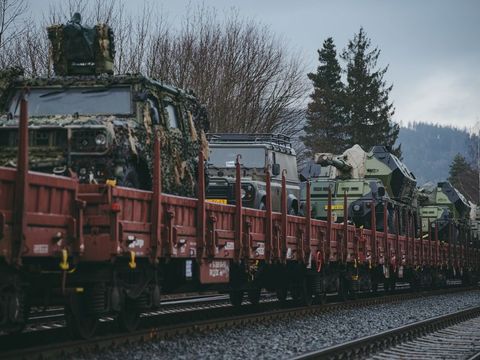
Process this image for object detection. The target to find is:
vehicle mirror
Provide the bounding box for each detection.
[149,106,160,125]
[378,187,385,197]
[272,163,280,176]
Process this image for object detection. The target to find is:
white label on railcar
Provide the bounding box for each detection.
[225,242,234,250]
[209,260,229,277]
[185,260,193,279]
[33,244,49,254]
[256,245,265,256]
[128,238,144,249]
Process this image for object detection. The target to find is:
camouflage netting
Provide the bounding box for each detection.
[47,13,115,76]
[0,73,209,198]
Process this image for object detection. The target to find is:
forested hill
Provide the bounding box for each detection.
[396,122,475,186]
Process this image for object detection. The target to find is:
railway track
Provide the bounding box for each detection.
[13,283,413,335]
[0,286,477,360]
[294,299,480,360]
[7,293,265,334]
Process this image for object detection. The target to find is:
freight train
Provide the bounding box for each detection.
[0,16,479,339]
[1,98,479,337]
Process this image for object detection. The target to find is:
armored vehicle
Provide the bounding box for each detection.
[311,145,417,204]
[0,14,208,197]
[206,133,300,213]
[418,182,471,241]
[301,177,392,230]
[302,144,417,233]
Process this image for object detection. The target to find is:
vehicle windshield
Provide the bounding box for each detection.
[209,146,266,168]
[8,86,132,116]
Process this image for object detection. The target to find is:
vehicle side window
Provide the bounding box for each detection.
[275,153,298,181]
[165,103,179,129]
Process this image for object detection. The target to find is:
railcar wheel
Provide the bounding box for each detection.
[65,293,98,339]
[3,289,29,334]
[349,285,358,300]
[247,287,261,305]
[314,291,327,305]
[276,286,288,304]
[118,297,141,332]
[338,278,348,301]
[302,278,313,306]
[229,290,244,307]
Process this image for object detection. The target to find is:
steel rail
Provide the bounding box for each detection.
[292,304,480,360]
[1,287,478,360]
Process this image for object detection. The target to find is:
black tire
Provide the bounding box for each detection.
[288,207,297,215]
[120,166,140,189]
[119,163,150,190]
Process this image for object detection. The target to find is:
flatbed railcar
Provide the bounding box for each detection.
[0,100,479,338]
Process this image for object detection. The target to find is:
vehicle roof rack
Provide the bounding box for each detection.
[207,133,292,147]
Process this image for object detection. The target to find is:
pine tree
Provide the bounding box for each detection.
[341,28,400,157]
[301,37,347,155]
[448,153,479,203]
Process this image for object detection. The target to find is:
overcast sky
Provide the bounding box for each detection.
[28,0,480,129]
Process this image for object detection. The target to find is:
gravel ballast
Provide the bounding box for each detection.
[73,290,480,360]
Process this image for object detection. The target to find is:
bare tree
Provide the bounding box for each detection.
[0,0,26,49]
[147,5,308,137]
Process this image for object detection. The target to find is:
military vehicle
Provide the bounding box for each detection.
[0,13,208,197]
[206,133,300,213]
[303,177,392,229]
[418,182,471,241]
[301,144,417,233]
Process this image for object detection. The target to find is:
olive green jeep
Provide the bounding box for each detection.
[206,133,300,213]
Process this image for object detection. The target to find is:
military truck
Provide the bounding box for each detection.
[206,133,300,213]
[0,14,208,197]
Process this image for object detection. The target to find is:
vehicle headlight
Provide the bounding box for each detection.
[72,129,108,152]
[241,188,246,199]
[241,184,255,200]
[95,133,107,146]
[353,204,361,212]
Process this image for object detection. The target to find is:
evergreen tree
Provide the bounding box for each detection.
[301,37,347,155]
[448,153,479,203]
[341,28,400,157]
[449,153,471,183]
